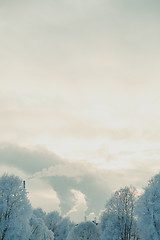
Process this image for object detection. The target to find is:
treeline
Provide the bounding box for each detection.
[0,173,160,240]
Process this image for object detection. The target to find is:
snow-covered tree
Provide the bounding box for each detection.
[30,214,54,240]
[0,174,32,240]
[100,186,137,240]
[136,173,160,240]
[67,221,99,240]
[54,217,74,240]
[33,208,46,221]
[45,211,62,233]
[45,211,73,240]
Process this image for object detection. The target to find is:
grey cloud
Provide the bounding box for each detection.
[28,160,111,215]
[0,144,111,216]
[48,174,109,216]
[0,144,62,174]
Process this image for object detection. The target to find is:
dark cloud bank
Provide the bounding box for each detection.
[0,144,158,218]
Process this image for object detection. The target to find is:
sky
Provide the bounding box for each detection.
[0,0,160,222]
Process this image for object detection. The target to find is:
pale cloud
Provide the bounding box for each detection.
[65,189,88,222]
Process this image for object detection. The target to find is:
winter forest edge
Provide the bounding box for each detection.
[0,173,160,240]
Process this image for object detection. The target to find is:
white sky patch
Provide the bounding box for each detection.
[0,165,27,180]
[86,212,96,222]
[135,188,145,198]
[27,178,60,213]
[65,189,88,223]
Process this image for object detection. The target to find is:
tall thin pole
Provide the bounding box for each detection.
[23,180,25,189]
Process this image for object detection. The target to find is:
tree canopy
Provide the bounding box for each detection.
[0,174,32,240]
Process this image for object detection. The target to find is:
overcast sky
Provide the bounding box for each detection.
[0,0,160,222]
